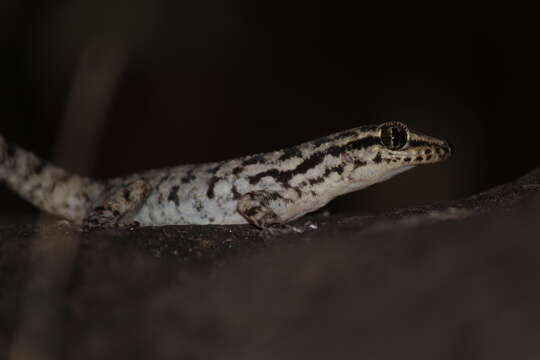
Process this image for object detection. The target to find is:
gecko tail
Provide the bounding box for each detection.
[0,134,105,223]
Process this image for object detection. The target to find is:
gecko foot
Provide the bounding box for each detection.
[260,223,300,239]
[260,220,318,239]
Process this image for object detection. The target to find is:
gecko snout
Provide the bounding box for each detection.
[433,141,452,162]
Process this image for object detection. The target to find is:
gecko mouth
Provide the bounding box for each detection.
[429,143,452,162]
[438,142,453,159]
[406,142,452,164]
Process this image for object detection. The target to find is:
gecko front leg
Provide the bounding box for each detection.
[82,179,152,231]
[237,190,307,237]
[237,191,286,228]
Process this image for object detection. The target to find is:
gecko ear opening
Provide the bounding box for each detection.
[379,122,408,150]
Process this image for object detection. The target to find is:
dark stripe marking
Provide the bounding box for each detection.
[231,184,241,200]
[302,164,345,186]
[232,166,243,176]
[267,192,283,201]
[123,189,131,201]
[308,177,326,185]
[181,168,195,184]
[167,185,180,206]
[409,140,436,148]
[206,177,219,199]
[249,168,281,186]
[279,147,303,161]
[312,136,331,147]
[327,165,345,176]
[249,136,378,186]
[157,174,170,188]
[345,136,380,151]
[354,159,367,167]
[207,164,222,175]
[243,154,266,165]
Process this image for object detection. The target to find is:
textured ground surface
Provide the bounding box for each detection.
[1,168,540,359]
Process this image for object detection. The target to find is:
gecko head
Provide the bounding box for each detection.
[375,121,452,165]
[342,121,452,187]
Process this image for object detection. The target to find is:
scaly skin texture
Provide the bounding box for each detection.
[0,122,452,230]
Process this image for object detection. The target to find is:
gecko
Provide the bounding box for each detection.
[0,122,452,231]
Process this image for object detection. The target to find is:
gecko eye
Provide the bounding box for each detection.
[379,123,408,150]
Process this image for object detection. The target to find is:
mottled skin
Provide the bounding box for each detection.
[0,122,452,230]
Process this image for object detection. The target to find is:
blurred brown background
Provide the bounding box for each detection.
[1,0,539,217]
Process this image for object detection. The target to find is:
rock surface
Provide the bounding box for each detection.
[1,167,540,359]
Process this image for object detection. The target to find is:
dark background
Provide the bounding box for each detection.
[1,1,539,217]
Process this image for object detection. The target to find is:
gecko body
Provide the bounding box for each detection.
[0,122,451,230]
